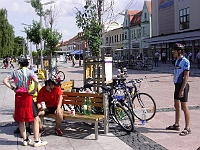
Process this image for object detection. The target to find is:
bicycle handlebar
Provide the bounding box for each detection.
[127,78,144,84]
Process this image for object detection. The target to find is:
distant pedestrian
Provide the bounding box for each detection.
[72,55,75,66]
[188,51,192,63]
[154,51,160,67]
[65,55,68,63]
[161,51,166,64]
[10,57,14,69]
[166,43,191,136]
[196,50,200,69]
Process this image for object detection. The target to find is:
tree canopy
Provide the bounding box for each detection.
[76,0,103,56]
[0,8,15,57]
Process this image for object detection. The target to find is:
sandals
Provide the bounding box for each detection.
[179,128,191,136]
[166,124,180,131]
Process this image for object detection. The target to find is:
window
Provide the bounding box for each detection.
[131,30,134,39]
[142,26,147,36]
[144,13,147,21]
[179,7,189,30]
[134,30,136,38]
[124,31,127,39]
[106,37,108,43]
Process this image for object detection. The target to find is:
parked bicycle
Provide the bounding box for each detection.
[112,77,156,121]
[101,84,134,132]
[126,78,156,121]
[52,66,65,81]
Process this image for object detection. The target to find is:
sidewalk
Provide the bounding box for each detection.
[0,60,200,150]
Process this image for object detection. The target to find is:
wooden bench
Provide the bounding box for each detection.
[45,91,109,140]
[61,80,74,91]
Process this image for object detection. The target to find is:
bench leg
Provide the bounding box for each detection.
[95,121,98,140]
[104,118,109,134]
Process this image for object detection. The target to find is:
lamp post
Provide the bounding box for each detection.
[22,23,33,65]
[25,0,55,69]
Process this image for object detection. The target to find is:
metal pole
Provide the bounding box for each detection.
[40,13,44,69]
[30,41,33,64]
[128,14,131,60]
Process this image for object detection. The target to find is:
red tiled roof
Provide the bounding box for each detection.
[130,11,142,26]
[146,1,152,14]
[128,10,140,21]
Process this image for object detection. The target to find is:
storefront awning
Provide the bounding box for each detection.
[145,29,200,45]
[70,50,83,55]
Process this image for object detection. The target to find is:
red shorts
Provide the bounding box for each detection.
[14,92,34,122]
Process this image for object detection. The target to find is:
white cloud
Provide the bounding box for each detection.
[0,0,146,41]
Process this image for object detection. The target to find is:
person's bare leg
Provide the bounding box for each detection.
[181,102,190,129]
[19,122,26,140]
[55,111,63,128]
[174,100,181,126]
[33,111,45,141]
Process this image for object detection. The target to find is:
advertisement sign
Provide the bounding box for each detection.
[105,57,113,82]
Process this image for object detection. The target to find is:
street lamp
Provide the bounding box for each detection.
[25,0,55,69]
[22,23,33,65]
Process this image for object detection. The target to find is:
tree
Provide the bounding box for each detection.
[76,0,103,56]
[14,36,27,56]
[0,8,15,57]
[24,20,41,52]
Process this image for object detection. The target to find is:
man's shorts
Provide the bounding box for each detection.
[32,101,38,118]
[44,106,57,115]
[174,83,189,102]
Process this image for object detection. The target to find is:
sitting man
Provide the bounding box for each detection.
[37,75,64,136]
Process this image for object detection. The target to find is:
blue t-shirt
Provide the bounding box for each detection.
[173,56,190,83]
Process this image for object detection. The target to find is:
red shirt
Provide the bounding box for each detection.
[37,86,63,107]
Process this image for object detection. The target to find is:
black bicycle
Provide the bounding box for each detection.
[101,85,134,132]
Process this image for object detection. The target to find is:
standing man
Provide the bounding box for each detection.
[196,50,200,69]
[161,51,167,64]
[166,43,191,136]
[154,51,160,67]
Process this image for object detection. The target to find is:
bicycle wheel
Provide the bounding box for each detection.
[113,102,134,132]
[132,93,156,121]
[56,71,65,81]
[145,63,153,70]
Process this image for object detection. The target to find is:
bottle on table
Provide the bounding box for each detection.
[82,97,87,115]
[87,97,92,115]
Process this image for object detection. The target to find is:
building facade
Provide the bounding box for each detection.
[146,0,200,61]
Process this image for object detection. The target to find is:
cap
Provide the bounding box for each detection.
[19,58,29,64]
[171,43,184,51]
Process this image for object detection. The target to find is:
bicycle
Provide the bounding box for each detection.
[52,66,65,81]
[126,78,156,121]
[101,85,134,132]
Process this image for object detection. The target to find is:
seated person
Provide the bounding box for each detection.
[117,67,124,78]
[37,75,63,136]
[30,65,38,73]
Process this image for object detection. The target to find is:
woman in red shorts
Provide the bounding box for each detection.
[3,58,39,146]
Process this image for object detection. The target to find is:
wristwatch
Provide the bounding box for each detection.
[11,86,15,91]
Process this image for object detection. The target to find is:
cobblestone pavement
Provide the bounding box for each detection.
[0,60,200,150]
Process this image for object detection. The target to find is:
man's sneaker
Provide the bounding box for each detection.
[14,127,20,134]
[55,128,63,136]
[23,139,32,146]
[39,128,45,136]
[33,139,48,147]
